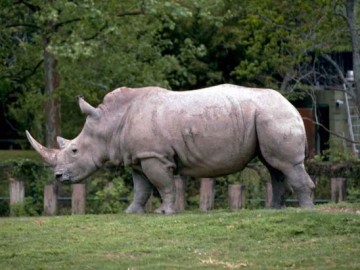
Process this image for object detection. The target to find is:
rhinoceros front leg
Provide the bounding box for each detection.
[140,158,176,214]
[125,170,153,214]
[268,166,292,208]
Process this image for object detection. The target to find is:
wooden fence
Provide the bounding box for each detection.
[6,175,349,215]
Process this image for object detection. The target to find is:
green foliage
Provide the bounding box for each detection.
[347,177,360,204]
[0,0,179,140]
[313,136,358,162]
[313,175,332,199]
[0,209,360,269]
[216,166,269,209]
[86,167,132,214]
[0,157,355,216]
[0,200,9,216]
[10,198,39,217]
[348,187,360,203]
[229,0,346,89]
[2,159,52,216]
[0,0,357,142]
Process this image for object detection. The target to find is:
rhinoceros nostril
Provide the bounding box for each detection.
[55,173,63,180]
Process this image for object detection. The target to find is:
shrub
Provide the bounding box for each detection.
[10,198,39,217]
[215,166,268,209]
[86,166,132,214]
[3,159,52,216]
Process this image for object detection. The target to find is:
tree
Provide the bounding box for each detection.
[1,0,359,146]
[154,0,351,92]
[0,0,178,142]
[343,0,360,106]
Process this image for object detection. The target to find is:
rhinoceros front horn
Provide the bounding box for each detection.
[25,130,58,166]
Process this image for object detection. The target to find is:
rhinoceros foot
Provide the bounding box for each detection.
[298,200,314,209]
[125,203,146,214]
[154,205,176,215]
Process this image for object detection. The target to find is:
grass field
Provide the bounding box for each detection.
[0,205,359,270]
[0,150,41,163]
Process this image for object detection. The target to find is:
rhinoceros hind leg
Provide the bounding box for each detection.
[257,119,314,208]
[125,170,153,214]
[265,162,314,209]
[283,164,315,208]
[140,158,176,214]
[258,155,292,208]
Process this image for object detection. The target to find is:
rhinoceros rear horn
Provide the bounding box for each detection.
[25,130,58,166]
[76,95,100,119]
[56,136,70,149]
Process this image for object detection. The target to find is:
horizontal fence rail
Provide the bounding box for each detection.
[0,162,355,216]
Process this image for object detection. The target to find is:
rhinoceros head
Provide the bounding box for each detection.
[26,96,107,184]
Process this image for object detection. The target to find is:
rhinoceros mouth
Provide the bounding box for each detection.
[55,171,86,184]
[56,176,82,185]
[55,172,74,184]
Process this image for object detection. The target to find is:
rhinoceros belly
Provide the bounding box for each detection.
[174,120,257,178]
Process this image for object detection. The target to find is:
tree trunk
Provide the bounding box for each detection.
[43,36,61,148]
[345,0,360,109]
[280,72,292,91]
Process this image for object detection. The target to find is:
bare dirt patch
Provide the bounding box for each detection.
[317,207,360,214]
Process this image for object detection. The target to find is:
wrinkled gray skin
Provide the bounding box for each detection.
[26,84,315,214]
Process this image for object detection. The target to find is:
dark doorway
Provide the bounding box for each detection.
[316,104,330,154]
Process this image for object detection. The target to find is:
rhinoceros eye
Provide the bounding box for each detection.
[70,143,78,155]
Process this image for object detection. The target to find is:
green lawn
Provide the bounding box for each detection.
[0,206,359,269]
[0,150,41,163]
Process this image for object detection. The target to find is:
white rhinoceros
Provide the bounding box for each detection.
[26,84,315,213]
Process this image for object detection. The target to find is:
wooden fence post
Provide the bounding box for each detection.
[228,184,246,210]
[331,177,347,203]
[9,178,25,216]
[72,183,86,214]
[9,178,25,205]
[264,181,273,208]
[174,175,187,212]
[44,184,58,215]
[199,178,215,211]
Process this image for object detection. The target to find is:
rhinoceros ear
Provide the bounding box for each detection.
[76,95,101,119]
[56,136,70,149]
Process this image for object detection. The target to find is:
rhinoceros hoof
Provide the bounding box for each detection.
[154,206,176,215]
[299,201,314,209]
[125,204,146,214]
[271,203,287,209]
